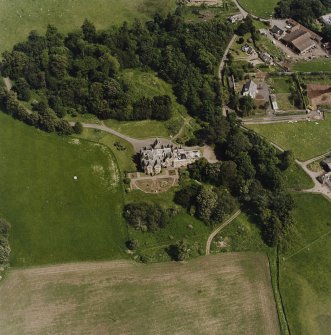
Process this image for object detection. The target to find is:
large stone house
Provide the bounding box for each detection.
[140,140,201,175]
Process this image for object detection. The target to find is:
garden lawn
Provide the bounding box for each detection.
[292,59,331,72]
[0,0,176,54]
[237,0,278,18]
[0,112,127,266]
[282,162,314,190]
[247,117,331,161]
[279,193,331,335]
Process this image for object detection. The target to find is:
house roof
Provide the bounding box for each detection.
[243,80,257,93]
[271,25,284,35]
[282,30,315,52]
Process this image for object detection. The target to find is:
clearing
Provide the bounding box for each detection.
[0,0,176,54]
[237,0,278,18]
[0,253,280,335]
[0,112,127,266]
[247,117,331,161]
[280,193,331,335]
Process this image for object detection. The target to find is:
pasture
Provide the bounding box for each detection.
[247,117,331,161]
[0,112,127,266]
[0,253,280,335]
[292,59,331,72]
[0,0,176,54]
[280,193,331,335]
[237,0,278,18]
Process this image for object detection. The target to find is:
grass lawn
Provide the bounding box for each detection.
[0,112,128,266]
[268,77,293,94]
[247,117,331,161]
[237,0,278,18]
[282,162,314,190]
[0,0,176,55]
[0,253,280,335]
[292,59,331,72]
[276,93,297,111]
[279,193,331,335]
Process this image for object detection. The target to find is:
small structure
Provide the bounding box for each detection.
[228,13,244,23]
[319,171,331,189]
[270,94,279,111]
[242,80,258,99]
[321,157,331,171]
[320,13,331,25]
[241,44,254,54]
[140,139,201,175]
[270,25,285,40]
[260,52,273,64]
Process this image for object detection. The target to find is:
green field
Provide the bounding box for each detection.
[292,59,331,72]
[0,253,280,335]
[282,162,314,190]
[0,0,176,55]
[280,194,331,335]
[237,0,278,18]
[247,117,331,161]
[0,112,127,266]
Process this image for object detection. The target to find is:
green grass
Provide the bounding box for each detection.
[237,0,278,18]
[292,59,331,72]
[268,77,293,94]
[280,193,331,335]
[247,117,331,161]
[0,0,177,55]
[0,112,128,266]
[282,163,314,190]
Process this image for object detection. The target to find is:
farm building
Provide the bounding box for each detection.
[270,25,285,40]
[140,140,201,175]
[321,157,331,171]
[282,30,316,54]
[242,80,258,99]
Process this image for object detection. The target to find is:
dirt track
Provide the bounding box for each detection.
[307,84,331,109]
[0,254,280,335]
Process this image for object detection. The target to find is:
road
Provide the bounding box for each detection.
[205,210,241,255]
[219,34,237,81]
[232,0,270,22]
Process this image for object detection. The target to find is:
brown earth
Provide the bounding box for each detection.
[0,253,280,335]
[307,84,331,109]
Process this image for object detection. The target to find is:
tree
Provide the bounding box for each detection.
[169,240,190,261]
[81,19,97,42]
[196,187,218,222]
[238,95,254,117]
[126,239,139,250]
[13,77,31,101]
[73,121,83,134]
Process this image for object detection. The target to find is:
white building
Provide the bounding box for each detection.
[320,13,331,25]
[242,80,258,99]
[229,14,244,23]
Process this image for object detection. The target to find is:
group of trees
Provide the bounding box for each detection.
[123,202,178,232]
[275,0,329,29]
[1,12,232,127]
[0,218,11,266]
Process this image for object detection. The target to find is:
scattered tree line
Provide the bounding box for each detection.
[0,218,11,266]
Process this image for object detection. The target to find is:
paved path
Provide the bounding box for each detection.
[205,210,241,255]
[3,77,12,91]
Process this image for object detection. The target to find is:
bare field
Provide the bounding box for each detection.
[307,84,331,109]
[0,253,279,335]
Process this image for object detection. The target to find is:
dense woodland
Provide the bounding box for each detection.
[0,11,232,134]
